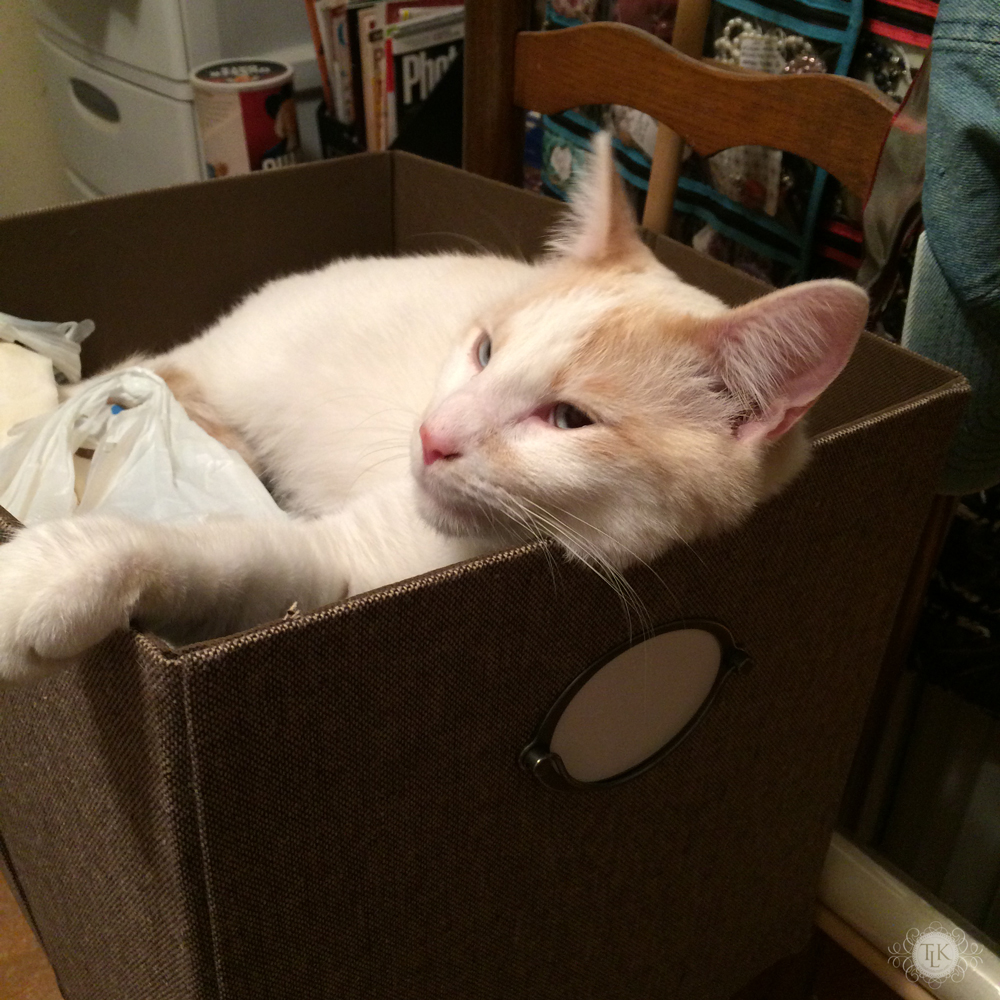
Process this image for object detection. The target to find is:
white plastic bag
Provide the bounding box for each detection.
[0,367,285,525]
[0,310,94,384]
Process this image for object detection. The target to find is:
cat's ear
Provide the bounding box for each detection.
[549,132,645,264]
[703,280,869,443]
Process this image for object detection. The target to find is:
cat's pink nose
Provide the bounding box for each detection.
[420,424,461,465]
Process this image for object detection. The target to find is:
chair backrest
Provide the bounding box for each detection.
[463,4,896,203]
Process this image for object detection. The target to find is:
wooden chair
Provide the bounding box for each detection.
[462,2,896,224]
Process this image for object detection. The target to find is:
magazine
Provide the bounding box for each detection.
[306,0,464,155]
[385,7,463,149]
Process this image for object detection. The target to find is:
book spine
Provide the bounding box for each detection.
[359,8,386,151]
[385,1,465,23]
[328,3,355,124]
[314,2,337,109]
[385,34,397,146]
[346,6,370,150]
[304,0,336,110]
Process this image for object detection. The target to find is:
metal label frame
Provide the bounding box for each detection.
[520,619,752,791]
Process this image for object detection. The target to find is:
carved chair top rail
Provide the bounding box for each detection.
[513,22,896,200]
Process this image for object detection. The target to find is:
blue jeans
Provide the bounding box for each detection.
[924,0,1000,327]
[903,0,1000,493]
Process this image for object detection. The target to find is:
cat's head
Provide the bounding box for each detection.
[412,133,868,569]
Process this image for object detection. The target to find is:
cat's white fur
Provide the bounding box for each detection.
[0,135,868,682]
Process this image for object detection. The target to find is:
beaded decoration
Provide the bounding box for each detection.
[713,17,827,74]
[859,38,913,99]
[707,18,829,219]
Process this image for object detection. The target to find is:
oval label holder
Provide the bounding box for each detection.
[521,620,751,790]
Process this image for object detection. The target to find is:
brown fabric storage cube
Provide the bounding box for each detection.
[0,153,968,1000]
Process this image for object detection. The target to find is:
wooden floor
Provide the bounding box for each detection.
[0,869,896,1000]
[0,874,63,1000]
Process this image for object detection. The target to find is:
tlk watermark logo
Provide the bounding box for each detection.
[888,921,984,989]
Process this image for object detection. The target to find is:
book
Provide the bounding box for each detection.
[303,0,335,110]
[359,5,387,151]
[314,2,355,126]
[312,0,464,156]
[386,2,464,23]
[385,7,463,149]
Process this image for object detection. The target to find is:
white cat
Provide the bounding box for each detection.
[0,135,867,683]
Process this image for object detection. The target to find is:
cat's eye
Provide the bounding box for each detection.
[475,334,492,369]
[551,402,593,429]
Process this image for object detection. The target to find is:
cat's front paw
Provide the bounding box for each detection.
[0,519,142,684]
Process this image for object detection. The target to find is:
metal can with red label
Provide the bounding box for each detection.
[191,59,300,178]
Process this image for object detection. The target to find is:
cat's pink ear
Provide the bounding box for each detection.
[549,132,645,263]
[704,280,869,443]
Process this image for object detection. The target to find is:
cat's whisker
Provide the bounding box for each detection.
[344,424,416,438]
[546,502,679,612]
[473,488,552,567]
[498,490,651,642]
[355,443,410,460]
[520,500,657,619]
[489,491,562,598]
[457,480,546,557]
[518,498,654,642]
[344,447,410,492]
[407,230,526,262]
[669,534,713,573]
[299,387,419,410]
[360,453,409,475]
[461,207,533,262]
[292,387,419,424]
[348,408,421,432]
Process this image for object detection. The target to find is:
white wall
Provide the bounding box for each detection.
[0,0,74,218]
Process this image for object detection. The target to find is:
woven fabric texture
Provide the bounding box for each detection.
[0,152,970,1000]
[0,369,967,1000]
